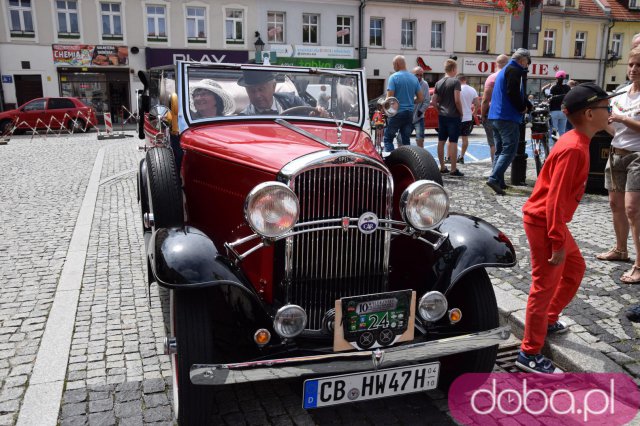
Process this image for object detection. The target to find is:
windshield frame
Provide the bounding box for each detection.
[176,61,366,132]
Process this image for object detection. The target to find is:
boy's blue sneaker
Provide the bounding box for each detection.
[547,321,569,335]
[515,352,564,374]
[625,304,640,323]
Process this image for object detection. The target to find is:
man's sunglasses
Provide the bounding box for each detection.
[590,106,612,113]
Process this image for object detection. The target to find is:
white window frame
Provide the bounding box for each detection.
[476,24,489,53]
[630,0,639,9]
[55,0,79,38]
[337,15,352,46]
[612,33,624,57]
[184,3,208,45]
[575,31,586,57]
[401,19,415,49]
[267,11,285,44]
[145,3,167,43]
[224,7,245,45]
[303,13,319,45]
[543,29,555,55]
[370,17,384,48]
[7,0,35,38]
[99,1,123,40]
[431,21,444,50]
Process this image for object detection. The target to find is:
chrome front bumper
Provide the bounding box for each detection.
[190,326,510,385]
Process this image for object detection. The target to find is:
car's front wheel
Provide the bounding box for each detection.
[170,289,216,425]
[437,268,500,390]
[0,119,12,135]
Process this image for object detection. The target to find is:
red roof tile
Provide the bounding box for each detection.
[607,0,640,20]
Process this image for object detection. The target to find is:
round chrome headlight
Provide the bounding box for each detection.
[418,291,448,322]
[400,181,449,231]
[273,305,307,339]
[245,182,299,238]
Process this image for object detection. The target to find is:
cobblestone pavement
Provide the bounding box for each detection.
[3,130,639,425]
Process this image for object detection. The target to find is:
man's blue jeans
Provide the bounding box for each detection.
[384,110,413,152]
[489,120,520,188]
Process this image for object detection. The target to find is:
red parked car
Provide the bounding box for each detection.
[0,97,97,134]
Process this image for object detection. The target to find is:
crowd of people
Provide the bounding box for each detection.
[380,35,640,375]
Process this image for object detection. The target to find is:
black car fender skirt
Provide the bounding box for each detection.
[434,213,516,294]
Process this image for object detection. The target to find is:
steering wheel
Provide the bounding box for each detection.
[280,106,318,116]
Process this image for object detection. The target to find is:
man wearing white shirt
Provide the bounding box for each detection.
[457,74,479,164]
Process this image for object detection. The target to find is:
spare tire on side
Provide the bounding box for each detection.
[385,146,443,221]
[385,145,443,186]
[145,147,184,230]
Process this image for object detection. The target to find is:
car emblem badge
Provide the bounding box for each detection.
[341,217,350,232]
[358,212,378,235]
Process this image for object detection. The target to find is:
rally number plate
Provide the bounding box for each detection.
[302,362,440,409]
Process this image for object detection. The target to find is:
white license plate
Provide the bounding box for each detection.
[302,362,440,409]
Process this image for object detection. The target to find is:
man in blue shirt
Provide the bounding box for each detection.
[486,48,532,195]
[384,55,423,152]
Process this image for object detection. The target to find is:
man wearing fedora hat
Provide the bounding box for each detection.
[190,79,235,119]
[238,70,327,116]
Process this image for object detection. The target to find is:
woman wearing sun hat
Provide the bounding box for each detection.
[189,79,235,118]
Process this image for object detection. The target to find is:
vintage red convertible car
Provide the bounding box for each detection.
[136,62,515,424]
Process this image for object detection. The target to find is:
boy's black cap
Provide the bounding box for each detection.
[562,82,622,114]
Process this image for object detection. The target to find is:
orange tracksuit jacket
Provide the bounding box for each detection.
[520,130,589,354]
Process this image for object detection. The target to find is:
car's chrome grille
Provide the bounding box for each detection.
[288,165,391,330]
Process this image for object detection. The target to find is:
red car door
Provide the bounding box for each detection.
[46,98,76,129]
[19,99,47,129]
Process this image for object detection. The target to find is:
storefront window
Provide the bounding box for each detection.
[58,71,130,123]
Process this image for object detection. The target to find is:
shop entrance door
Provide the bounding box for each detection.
[14,75,43,107]
[108,81,129,123]
[367,79,385,101]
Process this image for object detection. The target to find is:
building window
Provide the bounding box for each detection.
[431,22,444,49]
[100,2,122,39]
[476,24,489,52]
[8,0,34,37]
[574,31,586,57]
[146,5,166,42]
[56,1,78,38]
[370,18,383,47]
[565,0,575,7]
[225,9,243,44]
[267,11,285,43]
[401,20,415,48]
[543,30,555,55]
[186,6,206,42]
[612,33,624,57]
[630,0,639,9]
[303,13,319,44]
[337,16,352,46]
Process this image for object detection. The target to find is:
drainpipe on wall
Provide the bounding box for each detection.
[359,0,366,68]
[601,20,614,87]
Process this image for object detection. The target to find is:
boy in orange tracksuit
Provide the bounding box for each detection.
[516,83,621,374]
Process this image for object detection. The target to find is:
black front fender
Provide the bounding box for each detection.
[435,213,516,293]
[149,226,248,289]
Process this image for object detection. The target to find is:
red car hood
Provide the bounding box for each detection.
[180,121,376,174]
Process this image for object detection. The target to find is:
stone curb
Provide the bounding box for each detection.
[494,286,626,374]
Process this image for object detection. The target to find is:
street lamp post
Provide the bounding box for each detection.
[254,31,265,63]
[510,0,531,185]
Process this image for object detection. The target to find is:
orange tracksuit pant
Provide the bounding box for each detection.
[521,221,586,355]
